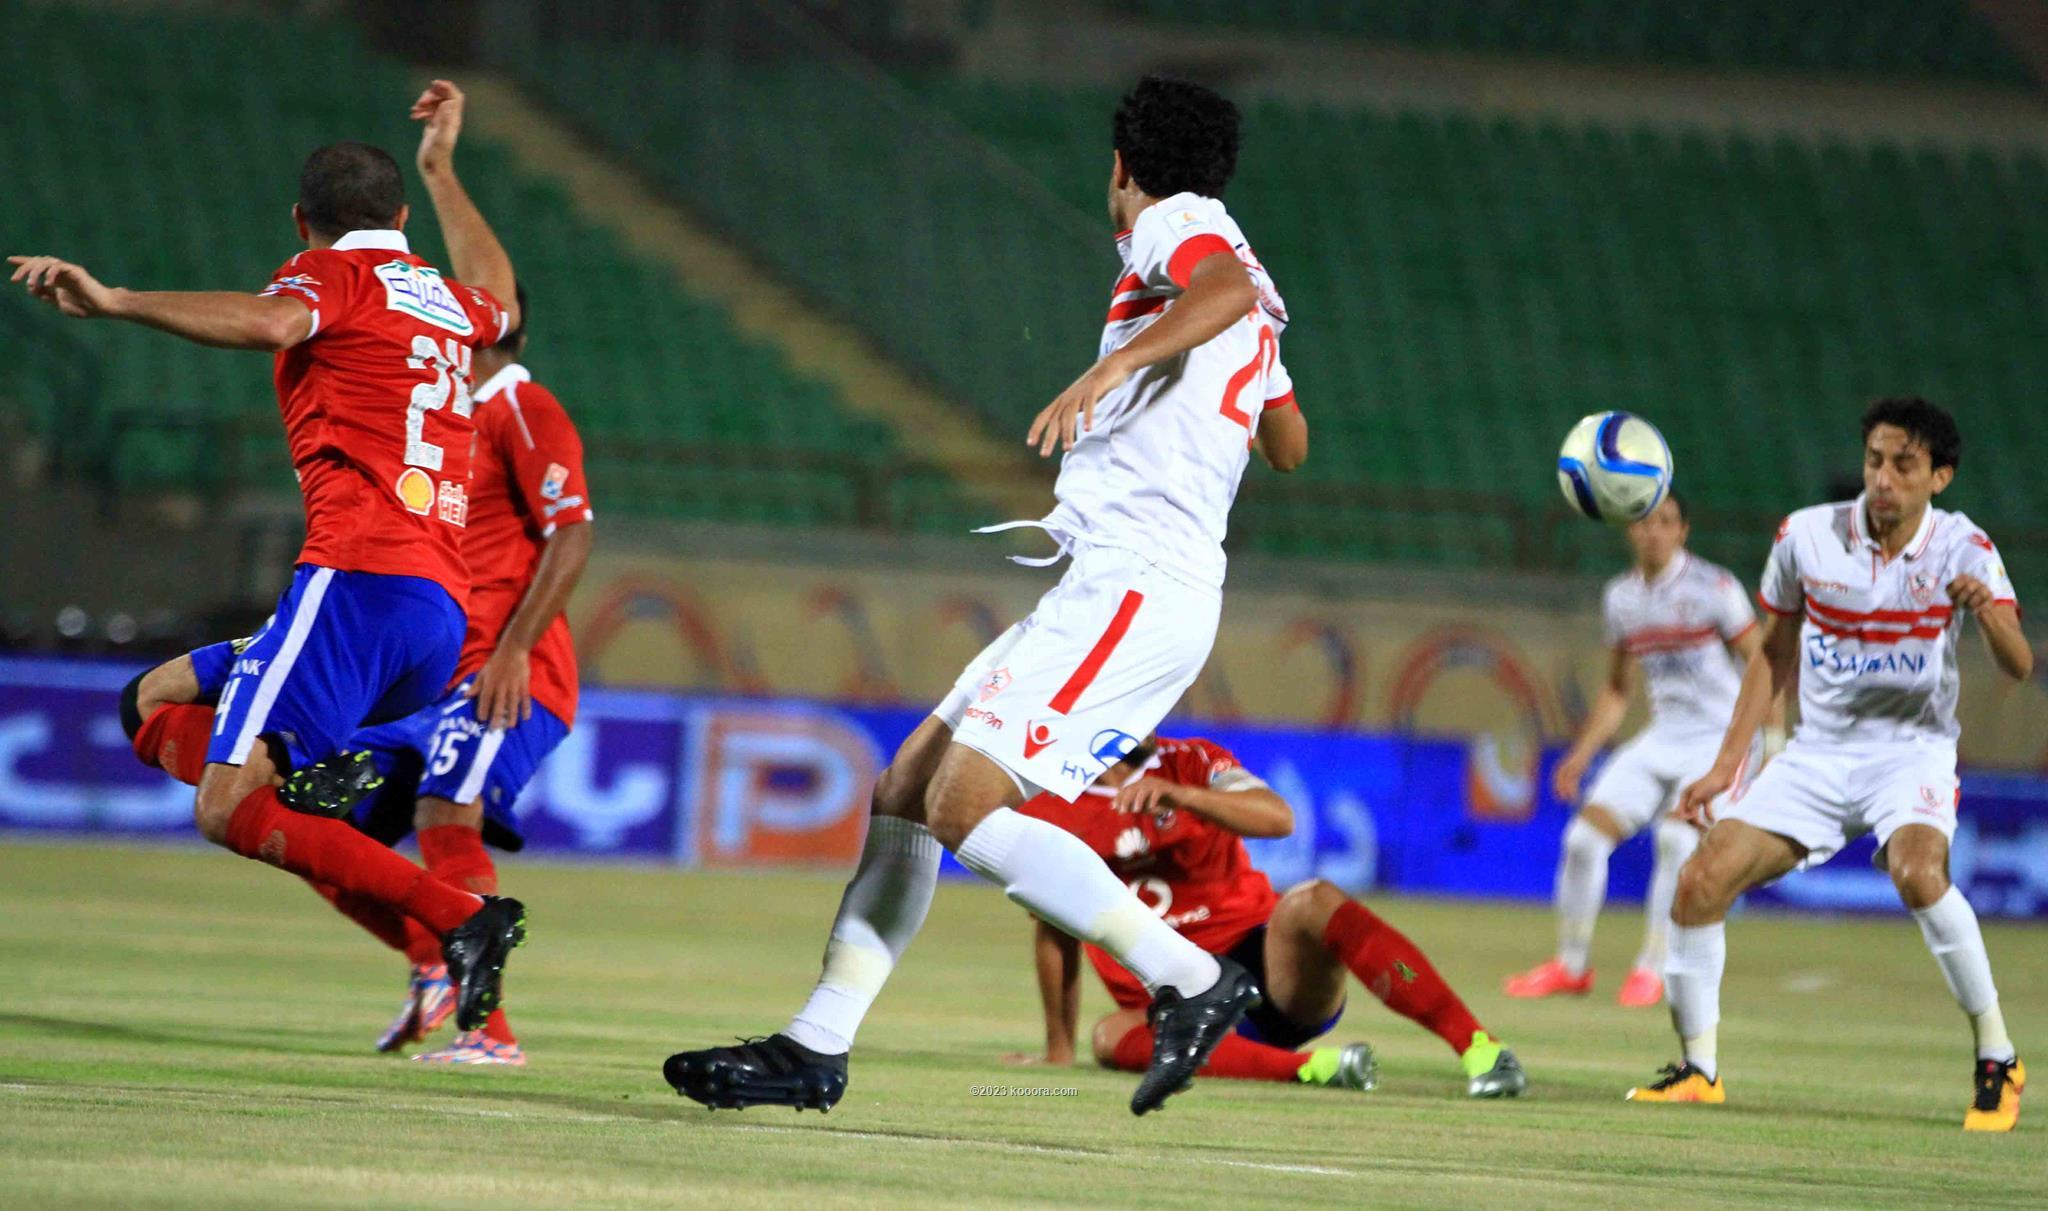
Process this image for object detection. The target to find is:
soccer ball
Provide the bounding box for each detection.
[1555,411,1673,523]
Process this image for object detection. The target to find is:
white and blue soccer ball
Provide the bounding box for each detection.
[1556,411,1673,524]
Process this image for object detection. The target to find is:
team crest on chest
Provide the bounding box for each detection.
[1908,569,1940,607]
[977,668,1012,703]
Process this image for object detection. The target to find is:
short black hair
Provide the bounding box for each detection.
[297,141,405,238]
[1861,396,1961,471]
[1112,76,1241,200]
[496,282,530,352]
[1664,486,1687,523]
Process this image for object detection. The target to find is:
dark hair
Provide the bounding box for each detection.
[1112,76,1241,200]
[1861,396,1960,471]
[297,141,405,238]
[1664,486,1687,523]
[495,282,529,352]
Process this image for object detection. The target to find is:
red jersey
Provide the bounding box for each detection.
[452,364,593,725]
[262,229,510,607]
[1020,736,1279,1009]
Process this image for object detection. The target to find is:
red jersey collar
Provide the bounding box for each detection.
[329,228,410,254]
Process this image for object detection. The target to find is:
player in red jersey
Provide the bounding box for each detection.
[1006,736,1526,1097]
[321,291,593,1065]
[23,81,528,1031]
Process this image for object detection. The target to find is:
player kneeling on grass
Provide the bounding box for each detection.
[1628,398,2031,1133]
[1003,735,1524,1098]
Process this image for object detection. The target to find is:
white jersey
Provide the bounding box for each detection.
[1760,496,2017,745]
[1601,551,1755,738]
[1035,193,1293,592]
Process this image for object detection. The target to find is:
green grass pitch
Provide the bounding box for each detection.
[1,840,2042,1209]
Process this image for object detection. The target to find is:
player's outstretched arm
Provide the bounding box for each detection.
[1003,918,1080,1066]
[1253,401,1307,472]
[470,518,593,730]
[8,256,310,350]
[411,80,519,330]
[1676,613,1798,824]
[1553,648,1634,803]
[1950,576,2033,681]
[1727,623,1789,758]
[1028,251,1258,455]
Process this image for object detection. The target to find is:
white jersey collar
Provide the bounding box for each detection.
[1849,494,1938,560]
[1641,549,1689,588]
[473,362,531,404]
[329,228,410,254]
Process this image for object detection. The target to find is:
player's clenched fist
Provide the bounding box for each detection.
[1114,775,1182,819]
[7,255,118,319]
[411,78,466,176]
[1946,574,1998,616]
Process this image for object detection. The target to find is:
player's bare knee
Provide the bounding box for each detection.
[1670,858,1728,926]
[870,762,928,824]
[1275,878,1345,936]
[922,786,987,852]
[1888,857,1950,911]
[414,796,481,832]
[192,775,246,845]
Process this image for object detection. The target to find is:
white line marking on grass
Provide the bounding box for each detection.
[1206,1159,1353,1177]
[1781,971,1838,994]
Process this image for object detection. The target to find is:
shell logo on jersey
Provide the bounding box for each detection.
[373,260,475,336]
[436,479,469,527]
[395,467,435,515]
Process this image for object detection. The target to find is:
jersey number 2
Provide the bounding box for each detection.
[1218,323,1277,433]
[405,335,475,470]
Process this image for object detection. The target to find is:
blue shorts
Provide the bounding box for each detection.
[1224,925,1346,1049]
[198,565,465,772]
[348,678,568,851]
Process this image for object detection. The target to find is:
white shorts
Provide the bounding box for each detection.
[1583,727,1732,835]
[1718,738,1958,869]
[935,543,1220,802]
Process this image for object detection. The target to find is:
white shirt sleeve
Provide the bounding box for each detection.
[1715,571,1759,639]
[1129,200,1237,291]
[1954,527,2019,607]
[1758,517,1802,616]
[1601,583,1625,649]
[1263,348,1296,409]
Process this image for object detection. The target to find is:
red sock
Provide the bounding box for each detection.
[399,919,444,967]
[308,879,414,954]
[1109,1021,1305,1082]
[133,704,216,786]
[1323,899,1484,1056]
[415,824,515,1043]
[222,787,482,934]
[417,825,497,895]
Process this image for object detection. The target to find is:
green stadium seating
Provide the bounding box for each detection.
[1111,1,2034,84]
[906,81,2048,590]
[0,4,974,533]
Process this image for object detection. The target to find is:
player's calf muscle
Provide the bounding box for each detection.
[194,759,273,842]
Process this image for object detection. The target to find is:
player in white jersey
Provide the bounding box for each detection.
[662,76,1309,1118]
[1505,492,1769,1008]
[1628,399,2033,1132]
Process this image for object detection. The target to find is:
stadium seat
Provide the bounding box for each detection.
[0,5,976,531]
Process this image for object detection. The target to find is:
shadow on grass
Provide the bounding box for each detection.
[0,1012,331,1058]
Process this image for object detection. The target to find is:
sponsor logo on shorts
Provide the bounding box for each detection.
[1917,785,1956,817]
[1023,721,1055,759]
[541,462,570,501]
[962,706,1004,731]
[396,467,435,515]
[233,657,266,677]
[977,668,1012,704]
[1090,729,1141,765]
[1061,761,1091,784]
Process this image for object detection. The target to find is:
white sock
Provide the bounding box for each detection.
[786,816,941,1055]
[955,807,1220,997]
[1664,921,1725,1081]
[1635,819,1698,973]
[1912,885,2014,1062]
[1555,816,1616,976]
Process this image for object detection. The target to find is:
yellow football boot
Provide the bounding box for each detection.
[1964,1058,2024,1133]
[1626,1062,1725,1104]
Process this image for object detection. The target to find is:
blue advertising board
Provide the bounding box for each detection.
[2,656,2043,917]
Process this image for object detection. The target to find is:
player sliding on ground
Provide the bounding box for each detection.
[663,76,1310,1116]
[1506,492,1775,1008]
[126,289,593,1067]
[13,80,529,1035]
[1004,735,1525,1097]
[1629,398,2032,1132]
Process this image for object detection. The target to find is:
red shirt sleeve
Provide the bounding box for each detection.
[260,250,352,340]
[455,281,512,349]
[503,382,593,536]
